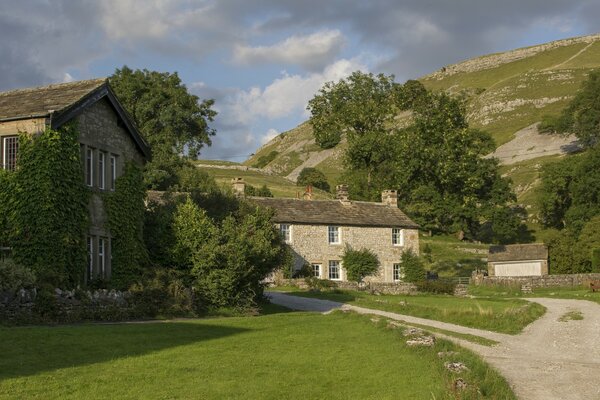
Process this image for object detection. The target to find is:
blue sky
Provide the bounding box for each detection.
[1,0,599,161]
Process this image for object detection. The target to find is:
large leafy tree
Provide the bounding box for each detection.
[539,69,600,148]
[110,66,217,189]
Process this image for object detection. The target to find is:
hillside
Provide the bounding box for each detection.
[245,33,600,226]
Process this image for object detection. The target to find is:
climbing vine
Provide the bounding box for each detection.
[104,161,148,289]
[10,124,89,287]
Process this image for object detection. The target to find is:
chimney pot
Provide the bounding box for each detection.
[231,177,246,197]
[336,184,350,204]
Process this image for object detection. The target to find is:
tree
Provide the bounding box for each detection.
[172,197,287,308]
[110,66,217,189]
[297,167,330,192]
[245,184,274,197]
[341,245,380,283]
[540,70,600,148]
[400,249,426,283]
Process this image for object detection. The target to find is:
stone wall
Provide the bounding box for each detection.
[286,224,419,283]
[278,279,418,295]
[0,287,136,324]
[480,273,600,288]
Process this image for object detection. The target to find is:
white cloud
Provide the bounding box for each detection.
[233,29,346,70]
[229,57,367,124]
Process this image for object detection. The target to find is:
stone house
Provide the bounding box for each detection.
[0,79,150,281]
[487,244,548,277]
[244,181,420,283]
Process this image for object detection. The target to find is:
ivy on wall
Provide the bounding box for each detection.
[9,125,89,287]
[104,162,148,290]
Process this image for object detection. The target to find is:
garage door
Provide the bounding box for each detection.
[494,262,542,276]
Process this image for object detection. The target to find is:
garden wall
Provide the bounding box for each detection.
[0,287,137,324]
[278,279,418,295]
[480,273,600,288]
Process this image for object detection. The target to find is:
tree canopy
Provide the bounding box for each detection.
[110,66,217,189]
[297,167,330,192]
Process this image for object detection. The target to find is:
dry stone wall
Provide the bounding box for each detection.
[481,273,600,288]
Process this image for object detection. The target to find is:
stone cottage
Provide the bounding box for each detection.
[487,243,549,277]
[243,181,420,283]
[0,78,150,281]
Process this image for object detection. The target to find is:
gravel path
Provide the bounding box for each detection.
[267,292,600,400]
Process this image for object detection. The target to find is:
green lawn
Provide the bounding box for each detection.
[282,290,545,334]
[420,234,488,276]
[468,284,600,305]
[0,310,514,399]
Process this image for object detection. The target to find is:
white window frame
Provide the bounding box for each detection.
[98,152,106,190]
[2,136,19,171]
[393,263,404,282]
[392,228,404,246]
[329,260,341,281]
[86,148,94,187]
[98,237,106,279]
[280,224,291,243]
[110,154,117,191]
[312,263,321,278]
[328,226,341,244]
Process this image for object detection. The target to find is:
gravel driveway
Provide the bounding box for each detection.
[267,292,600,400]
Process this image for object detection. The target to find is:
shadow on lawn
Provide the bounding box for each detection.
[0,321,248,380]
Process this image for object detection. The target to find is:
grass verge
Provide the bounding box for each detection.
[280,289,545,334]
[468,284,600,305]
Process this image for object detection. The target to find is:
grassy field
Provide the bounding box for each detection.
[281,290,545,334]
[468,284,600,305]
[0,309,514,399]
[420,234,489,276]
[194,162,332,199]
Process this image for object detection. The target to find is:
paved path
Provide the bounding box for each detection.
[267,292,600,400]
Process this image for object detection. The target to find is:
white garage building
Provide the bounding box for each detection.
[487,244,549,277]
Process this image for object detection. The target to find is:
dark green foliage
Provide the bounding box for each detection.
[110,66,217,189]
[478,206,532,244]
[253,150,279,168]
[415,280,456,294]
[292,263,313,278]
[592,248,600,273]
[401,249,426,283]
[173,163,219,193]
[10,126,89,287]
[341,245,380,283]
[0,169,14,247]
[297,167,330,192]
[540,69,600,147]
[105,162,148,290]
[129,268,197,317]
[0,260,36,292]
[245,184,274,197]
[173,197,286,309]
[546,229,578,274]
[546,216,600,273]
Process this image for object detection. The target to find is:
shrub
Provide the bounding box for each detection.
[0,260,36,292]
[401,249,426,283]
[245,184,274,197]
[305,277,338,291]
[342,246,380,283]
[292,263,312,278]
[129,268,196,317]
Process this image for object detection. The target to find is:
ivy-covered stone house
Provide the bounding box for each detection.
[0,79,150,282]
[239,181,420,283]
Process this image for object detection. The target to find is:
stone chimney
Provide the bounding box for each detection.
[336,184,350,204]
[382,190,398,207]
[303,185,313,201]
[231,177,246,197]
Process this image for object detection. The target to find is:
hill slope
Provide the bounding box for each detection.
[245,33,600,223]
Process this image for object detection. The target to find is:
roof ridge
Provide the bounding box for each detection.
[0,78,107,97]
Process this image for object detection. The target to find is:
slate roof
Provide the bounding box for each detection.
[488,244,548,262]
[0,79,150,159]
[0,79,107,120]
[250,197,419,228]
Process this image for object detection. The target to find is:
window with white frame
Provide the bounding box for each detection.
[98,237,106,278]
[280,224,291,243]
[87,236,93,280]
[329,260,341,280]
[85,148,94,187]
[110,154,117,191]
[393,263,404,281]
[392,228,404,246]
[328,226,341,244]
[98,152,106,190]
[312,263,321,278]
[2,136,18,171]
